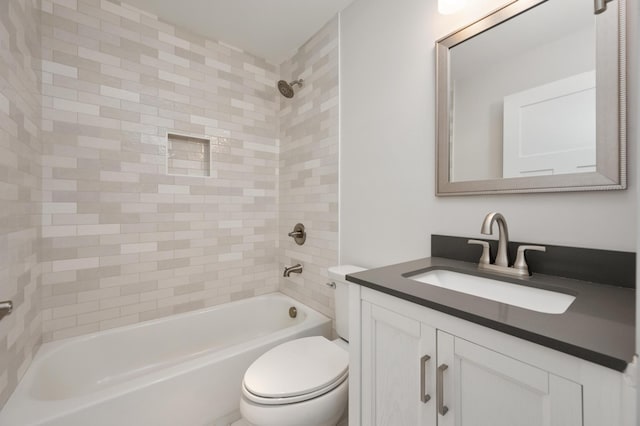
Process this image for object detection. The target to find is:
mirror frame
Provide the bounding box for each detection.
[435,0,626,196]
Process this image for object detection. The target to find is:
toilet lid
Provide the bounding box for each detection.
[243,336,348,400]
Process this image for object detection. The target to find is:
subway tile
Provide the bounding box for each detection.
[33,0,330,360]
[76,224,121,236]
[120,242,158,254]
[42,59,78,78]
[51,257,100,272]
[43,202,77,214]
[52,323,100,340]
[277,17,339,317]
[77,287,120,303]
[99,294,139,310]
[159,50,189,68]
[100,85,140,102]
[158,31,190,49]
[158,184,190,194]
[52,98,99,115]
[158,69,189,86]
[99,171,139,183]
[100,0,140,22]
[52,301,100,319]
[78,46,120,67]
[77,308,120,325]
[0,92,10,115]
[42,225,77,238]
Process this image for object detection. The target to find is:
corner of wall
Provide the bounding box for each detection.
[277,16,340,319]
[0,0,43,409]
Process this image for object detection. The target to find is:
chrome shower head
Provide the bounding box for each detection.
[277,79,303,98]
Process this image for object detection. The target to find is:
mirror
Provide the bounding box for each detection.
[436,0,626,195]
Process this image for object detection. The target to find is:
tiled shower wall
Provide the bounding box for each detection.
[278,17,339,318]
[0,0,42,407]
[40,0,281,341]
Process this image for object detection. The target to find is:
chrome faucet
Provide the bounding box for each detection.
[283,264,303,277]
[480,212,510,267]
[469,212,546,277]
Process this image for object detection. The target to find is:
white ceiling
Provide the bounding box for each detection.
[123,0,355,64]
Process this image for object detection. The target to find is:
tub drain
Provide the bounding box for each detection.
[289,306,297,318]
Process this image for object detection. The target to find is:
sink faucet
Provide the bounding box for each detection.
[283,263,303,277]
[469,212,546,277]
[480,212,510,267]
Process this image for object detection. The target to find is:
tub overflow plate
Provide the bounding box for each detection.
[289,306,298,318]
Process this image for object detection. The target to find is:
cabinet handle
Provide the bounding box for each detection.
[437,364,449,416]
[420,354,431,403]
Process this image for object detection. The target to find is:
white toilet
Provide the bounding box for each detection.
[238,265,365,426]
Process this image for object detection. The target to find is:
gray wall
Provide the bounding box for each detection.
[340,0,637,269]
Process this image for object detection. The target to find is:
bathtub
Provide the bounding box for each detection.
[0,293,331,426]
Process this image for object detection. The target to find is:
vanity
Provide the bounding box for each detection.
[345,236,636,426]
[340,0,636,423]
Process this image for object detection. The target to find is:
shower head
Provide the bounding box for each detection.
[277,79,303,98]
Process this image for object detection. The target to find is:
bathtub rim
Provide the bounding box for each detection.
[0,292,331,426]
[42,291,323,352]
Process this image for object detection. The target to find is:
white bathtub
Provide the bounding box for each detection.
[0,293,331,426]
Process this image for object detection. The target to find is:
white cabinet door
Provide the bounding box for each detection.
[361,301,437,426]
[437,330,583,426]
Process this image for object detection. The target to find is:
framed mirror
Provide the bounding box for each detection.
[435,0,626,195]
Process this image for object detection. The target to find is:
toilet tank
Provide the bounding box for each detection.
[328,265,366,342]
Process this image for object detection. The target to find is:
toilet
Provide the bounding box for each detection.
[238,265,365,426]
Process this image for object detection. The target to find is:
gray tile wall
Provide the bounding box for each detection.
[40,0,281,341]
[278,17,339,319]
[0,0,43,408]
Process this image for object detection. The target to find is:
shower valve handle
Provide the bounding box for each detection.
[287,223,306,245]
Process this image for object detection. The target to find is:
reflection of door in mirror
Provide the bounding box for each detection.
[502,71,596,178]
[449,0,595,183]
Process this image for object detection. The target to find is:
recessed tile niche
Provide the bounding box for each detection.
[167,133,211,177]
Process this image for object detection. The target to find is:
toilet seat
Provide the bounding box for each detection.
[242,370,348,405]
[242,336,349,405]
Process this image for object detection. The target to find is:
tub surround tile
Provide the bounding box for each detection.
[278,17,339,319]
[41,0,280,341]
[0,0,42,409]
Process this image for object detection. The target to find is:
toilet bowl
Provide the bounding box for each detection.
[240,336,348,426]
[238,265,365,426]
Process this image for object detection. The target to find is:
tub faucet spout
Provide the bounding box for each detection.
[283,264,303,277]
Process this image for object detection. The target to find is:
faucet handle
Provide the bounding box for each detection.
[468,239,491,265]
[513,245,546,275]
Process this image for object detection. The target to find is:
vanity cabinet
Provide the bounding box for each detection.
[353,287,634,426]
[436,330,582,426]
[361,300,581,426]
[361,301,436,426]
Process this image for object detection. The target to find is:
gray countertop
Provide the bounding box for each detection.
[347,257,635,372]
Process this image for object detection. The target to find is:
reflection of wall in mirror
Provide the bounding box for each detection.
[450,27,594,183]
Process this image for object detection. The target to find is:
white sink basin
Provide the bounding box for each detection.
[409,269,575,314]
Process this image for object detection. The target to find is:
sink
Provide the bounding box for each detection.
[409,269,575,314]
